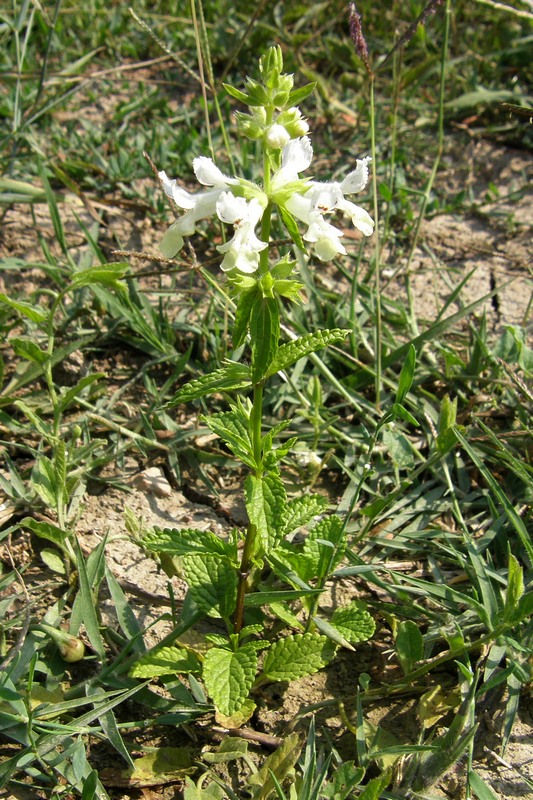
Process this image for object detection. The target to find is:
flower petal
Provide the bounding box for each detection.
[193,156,235,186]
[338,198,375,236]
[340,157,371,194]
[281,136,313,177]
[158,170,196,210]
[160,221,184,258]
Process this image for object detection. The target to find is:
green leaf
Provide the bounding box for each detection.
[503,553,525,623]
[246,733,301,800]
[245,468,286,554]
[202,408,255,469]
[181,554,237,619]
[395,620,424,674]
[244,588,320,606]
[265,329,349,378]
[330,602,376,643]
[167,363,251,405]
[202,645,258,716]
[30,456,59,508]
[280,515,345,584]
[223,83,254,105]
[142,527,234,559]
[70,263,128,289]
[130,646,201,678]
[286,82,316,106]
[390,403,418,428]
[396,344,416,404]
[250,295,279,383]
[468,771,500,800]
[357,769,392,800]
[58,373,104,413]
[22,517,69,548]
[0,293,48,325]
[282,494,329,536]
[261,633,333,681]
[11,337,48,364]
[278,205,307,252]
[233,289,257,348]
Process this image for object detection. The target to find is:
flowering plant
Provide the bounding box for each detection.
[133,47,376,722]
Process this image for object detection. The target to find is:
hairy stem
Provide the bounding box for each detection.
[234,383,265,634]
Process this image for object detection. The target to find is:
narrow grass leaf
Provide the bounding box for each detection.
[454,428,533,563]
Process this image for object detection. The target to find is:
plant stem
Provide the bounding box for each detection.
[234,383,264,634]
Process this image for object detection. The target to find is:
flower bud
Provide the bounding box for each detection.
[265,124,291,149]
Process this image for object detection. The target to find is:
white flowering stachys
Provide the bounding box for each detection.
[216,193,268,274]
[158,135,373,270]
[275,136,374,262]
[159,157,238,258]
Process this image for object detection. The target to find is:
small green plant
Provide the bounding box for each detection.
[130,47,382,720]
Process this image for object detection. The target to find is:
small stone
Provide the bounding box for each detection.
[133,467,172,498]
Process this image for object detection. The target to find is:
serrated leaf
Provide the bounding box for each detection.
[269,602,305,630]
[282,494,329,536]
[250,295,279,383]
[215,698,256,729]
[281,515,345,584]
[233,289,257,348]
[246,733,301,800]
[245,468,286,554]
[395,620,424,674]
[261,633,332,681]
[182,554,237,619]
[167,363,251,405]
[203,645,257,716]
[265,329,349,378]
[130,646,201,678]
[202,409,255,468]
[330,602,376,643]
[142,527,234,559]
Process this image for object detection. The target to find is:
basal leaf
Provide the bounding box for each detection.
[167,363,251,406]
[250,295,279,383]
[282,494,329,536]
[0,293,48,325]
[202,645,257,716]
[142,527,234,559]
[246,733,301,800]
[130,646,201,678]
[330,602,376,643]
[265,329,349,378]
[11,337,48,364]
[261,633,333,681]
[245,467,286,554]
[182,554,237,620]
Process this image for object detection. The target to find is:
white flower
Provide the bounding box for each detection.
[274,139,374,261]
[158,158,238,258]
[216,193,267,274]
[265,123,291,149]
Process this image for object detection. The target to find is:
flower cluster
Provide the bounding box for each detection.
[158,48,374,276]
